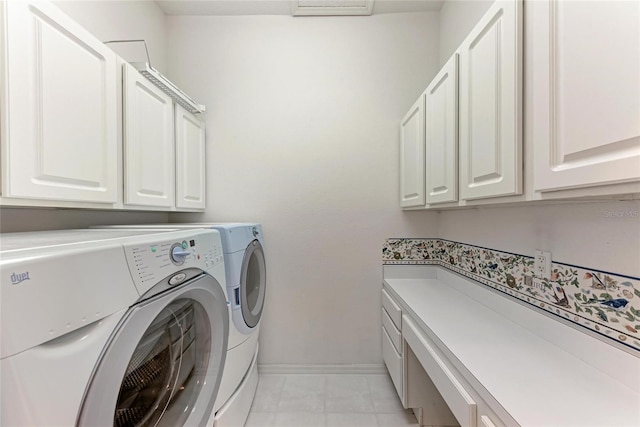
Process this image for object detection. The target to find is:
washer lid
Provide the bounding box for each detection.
[89,224,265,254]
[208,224,263,254]
[0,228,224,358]
[0,244,139,359]
[0,229,175,252]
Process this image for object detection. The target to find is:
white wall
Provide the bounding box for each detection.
[438,0,493,65]
[167,13,441,366]
[53,0,168,72]
[1,0,170,232]
[438,201,640,278]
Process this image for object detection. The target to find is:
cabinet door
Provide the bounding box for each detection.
[532,0,640,192]
[3,0,117,203]
[425,54,459,205]
[400,95,426,208]
[382,327,404,403]
[458,0,523,200]
[123,63,174,208]
[175,105,206,210]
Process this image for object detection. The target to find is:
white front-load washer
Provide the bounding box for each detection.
[156,224,266,346]
[0,228,228,427]
[188,223,266,427]
[95,223,267,427]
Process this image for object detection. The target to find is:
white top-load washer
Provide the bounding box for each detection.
[94,223,266,427]
[1,228,228,427]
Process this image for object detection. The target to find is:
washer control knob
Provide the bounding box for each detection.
[252,227,259,237]
[171,244,190,265]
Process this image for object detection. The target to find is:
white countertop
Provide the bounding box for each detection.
[384,274,640,427]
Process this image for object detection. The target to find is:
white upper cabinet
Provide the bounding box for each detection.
[123,63,174,208]
[425,54,459,205]
[175,105,206,210]
[2,0,118,203]
[458,0,523,201]
[532,0,640,192]
[400,95,426,207]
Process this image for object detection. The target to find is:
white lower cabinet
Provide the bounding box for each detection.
[381,289,404,404]
[382,289,402,327]
[1,0,118,204]
[532,0,640,192]
[382,308,402,352]
[382,326,404,403]
[384,270,639,427]
[404,316,476,427]
[402,314,509,427]
[382,289,460,427]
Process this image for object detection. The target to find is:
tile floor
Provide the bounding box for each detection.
[245,374,419,427]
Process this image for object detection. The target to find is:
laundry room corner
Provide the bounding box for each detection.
[2,1,638,426]
[165,11,442,370]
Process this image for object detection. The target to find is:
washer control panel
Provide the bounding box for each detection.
[123,230,224,295]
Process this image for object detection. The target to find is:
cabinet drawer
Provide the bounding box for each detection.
[382,308,402,354]
[381,289,402,329]
[403,315,477,427]
[382,327,403,402]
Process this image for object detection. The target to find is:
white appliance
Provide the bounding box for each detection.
[0,228,229,426]
[95,223,267,427]
[202,223,266,427]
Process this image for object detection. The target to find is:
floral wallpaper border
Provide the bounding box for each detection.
[383,238,640,353]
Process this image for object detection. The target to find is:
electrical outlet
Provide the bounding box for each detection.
[534,250,552,279]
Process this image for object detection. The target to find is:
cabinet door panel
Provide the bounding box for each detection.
[459,0,522,200]
[382,327,404,402]
[400,95,426,207]
[533,0,640,191]
[425,54,458,204]
[4,0,117,203]
[382,308,402,354]
[123,64,174,207]
[382,289,402,329]
[175,105,206,210]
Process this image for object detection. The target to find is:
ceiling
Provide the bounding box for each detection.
[156,0,446,16]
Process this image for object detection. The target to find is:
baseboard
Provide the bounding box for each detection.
[257,363,387,375]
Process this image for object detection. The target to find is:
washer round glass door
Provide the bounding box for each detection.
[240,240,266,328]
[115,298,206,426]
[78,274,228,427]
